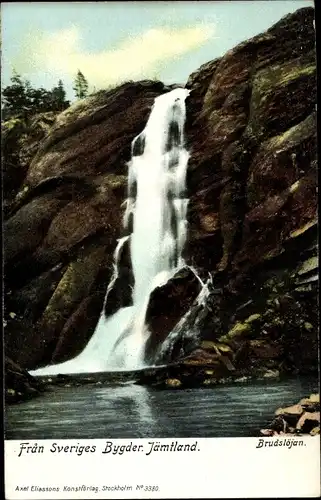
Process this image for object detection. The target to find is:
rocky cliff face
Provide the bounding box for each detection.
[3,7,318,378]
[160,6,318,379]
[185,6,316,276]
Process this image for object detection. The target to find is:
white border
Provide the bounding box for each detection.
[4,437,321,499]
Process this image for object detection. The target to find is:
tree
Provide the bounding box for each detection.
[27,87,52,113]
[73,70,89,99]
[50,80,70,111]
[1,71,29,118]
[2,71,71,120]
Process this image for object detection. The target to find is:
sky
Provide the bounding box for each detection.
[1,1,314,102]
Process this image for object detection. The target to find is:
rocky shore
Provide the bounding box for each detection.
[5,357,46,404]
[261,393,320,436]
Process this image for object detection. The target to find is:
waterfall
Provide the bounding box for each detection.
[30,88,190,376]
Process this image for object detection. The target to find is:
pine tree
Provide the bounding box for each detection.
[1,71,29,118]
[73,70,89,99]
[50,80,70,111]
[28,87,52,113]
[2,72,71,119]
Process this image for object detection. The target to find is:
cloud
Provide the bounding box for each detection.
[15,23,215,89]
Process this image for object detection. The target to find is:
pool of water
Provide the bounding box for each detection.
[5,376,318,439]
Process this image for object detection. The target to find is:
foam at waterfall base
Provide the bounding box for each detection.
[29,268,180,377]
[30,308,138,376]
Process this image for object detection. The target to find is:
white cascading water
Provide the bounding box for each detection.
[30,88,191,376]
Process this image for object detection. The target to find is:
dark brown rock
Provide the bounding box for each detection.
[26,81,169,185]
[4,194,68,265]
[144,267,202,362]
[275,404,304,426]
[182,347,235,373]
[248,51,316,139]
[296,411,320,433]
[185,9,316,317]
[249,340,283,360]
[22,246,108,368]
[2,112,57,210]
[5,356,45,404]
[182,8,317,379]
[186,7,316,278]
[246,113,316,209]
[299,394,320,412]
[104,236,134,317]
[51,291,105,363]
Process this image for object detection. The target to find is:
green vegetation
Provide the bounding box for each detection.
[2,69,91,120]
[1,71,70,120]
[73,70,89,100]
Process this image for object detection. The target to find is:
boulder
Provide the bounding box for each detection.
[275,404,304,422]
[144,267,202,362]
[5,356,45,404]
[165,378,182,388]
[296,412,320,433]
[261,393,320,435]
[104,236,134,317]
[299,393,320,411]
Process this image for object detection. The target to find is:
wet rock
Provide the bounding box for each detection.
[165,378,182,388]
[186,8,316,273]
[296,412,320,433]
[275,404,304,423]
[182,348,221,365]
[21,246,107,368]
[4,195,67,266]
[267,415,289,434]
[26,81,168,185]
[186,58,221,121]
[234,376,249,383]
[200,340,233,358]
[248,53,316,139]
[249,340,283,360]
[261,369,280,379]
[247,114,316,209]
[144,267,202,362]
[182,346,235,374]
[260,428,274,437]
[218,317,257,344]
[5,356,45,404]
[202,378,218,386]
[51,291,105,363]
[104,236,134,317]
[5,264,66,324]
[298,396,320,414]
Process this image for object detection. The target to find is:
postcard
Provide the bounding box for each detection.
[2,1,319,498]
